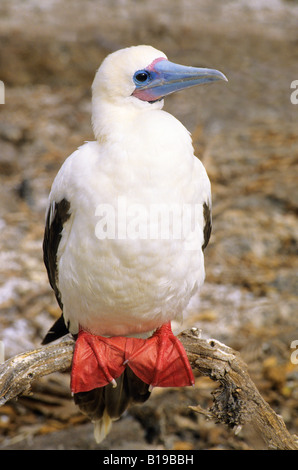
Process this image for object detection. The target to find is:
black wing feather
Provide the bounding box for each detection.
[42,198,71,345]
[202,201,212,251]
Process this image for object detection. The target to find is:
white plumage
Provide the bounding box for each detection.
[48,46,211,337]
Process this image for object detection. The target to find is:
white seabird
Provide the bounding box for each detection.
[42,45,227,443]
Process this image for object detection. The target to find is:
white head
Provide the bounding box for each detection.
[91,45,227,138]
[92,45,167,109]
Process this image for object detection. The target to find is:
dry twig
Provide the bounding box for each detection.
[0,329,297,450]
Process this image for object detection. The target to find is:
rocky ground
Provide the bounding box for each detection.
[0,0,297,450]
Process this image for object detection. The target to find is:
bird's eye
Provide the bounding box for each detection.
[133,70,150,85]
[136,72,148,82]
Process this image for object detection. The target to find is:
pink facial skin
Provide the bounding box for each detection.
[132,57,167,102]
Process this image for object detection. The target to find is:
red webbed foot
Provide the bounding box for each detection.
[71,323,194,394]
[124,322,195,389]
[71,329,130,393]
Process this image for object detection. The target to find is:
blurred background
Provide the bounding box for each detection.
[0,0,297,450]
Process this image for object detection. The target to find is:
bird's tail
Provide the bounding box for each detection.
[73,367,151,443]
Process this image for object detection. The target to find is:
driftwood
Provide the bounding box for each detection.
[0,329,297,450]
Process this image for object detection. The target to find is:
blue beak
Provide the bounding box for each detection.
[132,58,228,102]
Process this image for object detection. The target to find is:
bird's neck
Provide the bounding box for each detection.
[92,99,137,144]
[91,98,194,169]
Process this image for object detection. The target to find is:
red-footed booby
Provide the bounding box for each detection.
[42,45,227,443]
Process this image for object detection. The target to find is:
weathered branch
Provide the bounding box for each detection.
[179,329,298,450]
[0,338,74,406]
[0,329,297,450]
